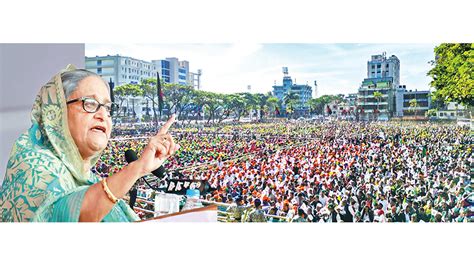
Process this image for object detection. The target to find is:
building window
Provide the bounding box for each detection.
[97,60,102,66]
[97,68,102,74]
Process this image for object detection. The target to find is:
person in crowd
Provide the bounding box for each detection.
[244,198,267,222]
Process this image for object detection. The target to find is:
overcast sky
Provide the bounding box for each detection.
[86,43,436,97]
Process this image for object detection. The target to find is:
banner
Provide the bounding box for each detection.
[163,179,206,195]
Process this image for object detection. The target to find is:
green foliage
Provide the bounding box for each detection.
[114,83,142,97]
[266,96,280,117]
[114,83,142,117]
[409,98,419,114]
[283,92,300,116]
[163,83,194,118]
[373,91,383,99]
[425,108,437,117]
[308,94,344,115]
[427,43,474,106]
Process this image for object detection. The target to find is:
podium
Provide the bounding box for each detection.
[139,205,218,222]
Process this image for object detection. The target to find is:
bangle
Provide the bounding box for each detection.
[101,178,118,204]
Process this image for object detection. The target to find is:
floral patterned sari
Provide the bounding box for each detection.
[0,65,139,222]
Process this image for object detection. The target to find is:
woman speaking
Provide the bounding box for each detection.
[0,65,179,222]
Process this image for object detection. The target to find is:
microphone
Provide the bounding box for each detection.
[125,149,165,179]
[125,149,217,195]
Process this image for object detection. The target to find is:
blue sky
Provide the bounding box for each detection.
[86,43,437,97]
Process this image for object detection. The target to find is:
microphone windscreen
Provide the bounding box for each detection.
[125,149,138,163]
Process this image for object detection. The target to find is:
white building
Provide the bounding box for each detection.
[86,55,158,86]
[152,57,201,88]
[86,55,201,120]
[367,52,400,87]
[436,102,467,120]
[358,53,401,121]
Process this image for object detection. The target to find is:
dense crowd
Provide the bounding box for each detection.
[94,121,473,222]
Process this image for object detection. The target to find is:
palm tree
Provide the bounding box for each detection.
[255,92,271,121]
[373,91,383,121]
[409,98,419,120]
[266,96,280,118]
[283,92,300,118]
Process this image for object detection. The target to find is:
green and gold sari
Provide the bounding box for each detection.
[0,65,139,222]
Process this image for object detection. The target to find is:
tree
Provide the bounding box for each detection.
[373,91,383,121]
[425,108,437,118]
[308,95,343,116]
[218,93,248,123]
[283,92,300,118]
[139,78,161,123]
[163,83,194,119]
[114,83,142,118]
[427,43,473,107]
[189,90,207,123]
[241,92,258,121]
[308,98,320,115]
[266,96,280,118]
[409,98,419,119]
[198,91,222,124]
[254,92,272,121]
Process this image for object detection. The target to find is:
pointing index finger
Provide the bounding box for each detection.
[158,114,176,134]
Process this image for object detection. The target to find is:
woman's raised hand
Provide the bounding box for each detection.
[135,115,180,176]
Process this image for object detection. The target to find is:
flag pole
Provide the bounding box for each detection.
[157,71,163,130]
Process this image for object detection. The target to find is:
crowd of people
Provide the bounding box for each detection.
[94,121,473,222]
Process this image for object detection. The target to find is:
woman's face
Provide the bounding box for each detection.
[66,76,112,161]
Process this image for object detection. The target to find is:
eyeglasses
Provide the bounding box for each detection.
[66,97,119,116]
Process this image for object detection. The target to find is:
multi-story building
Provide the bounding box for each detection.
[346,93,358,108]
[367,52,400,87]
[86,55,159,119]
[357,76,396,121]
[435,102,468,120]
[86,55,158,86]
[151,57,201,88]
[189,69,202,89]
[272,67,313,117]
[152,57,187,85]
[399,89,431,117]
[86,55,200,119]
[357,53,401,121]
